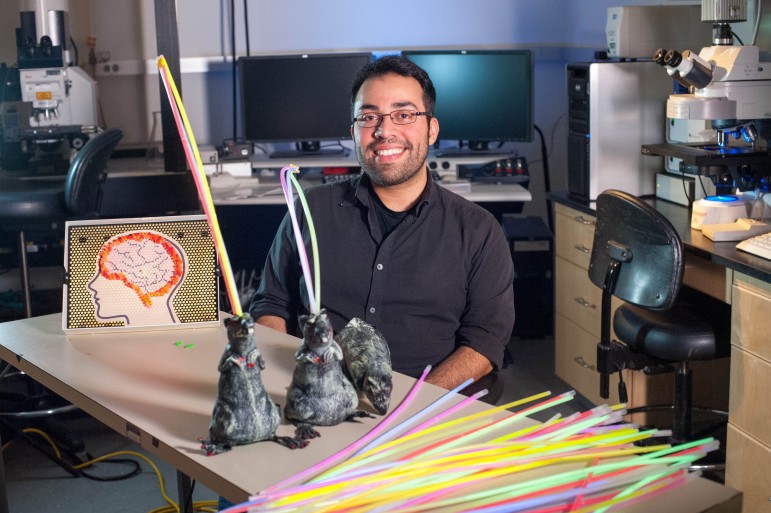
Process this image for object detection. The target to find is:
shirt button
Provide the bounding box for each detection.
[369,307,376,314]
[376,263,383,270]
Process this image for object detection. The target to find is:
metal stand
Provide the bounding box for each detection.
[18,230,32,319]
[177,470,194,513]
[0,430,9,513]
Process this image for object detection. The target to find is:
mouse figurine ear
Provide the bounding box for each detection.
[224,316,240,339]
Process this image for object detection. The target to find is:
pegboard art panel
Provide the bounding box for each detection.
[63,216,220,332]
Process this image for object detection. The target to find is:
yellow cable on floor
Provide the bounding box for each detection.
[4,428,218,513]
[1,428,63,459]
[75,450,219,513]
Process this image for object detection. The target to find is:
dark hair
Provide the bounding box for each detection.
[350,55,436,116]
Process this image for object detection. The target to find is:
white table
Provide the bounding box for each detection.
[0,313,741,512]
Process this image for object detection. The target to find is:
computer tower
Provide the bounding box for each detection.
[567,61,672,200]
[501,215,553,338]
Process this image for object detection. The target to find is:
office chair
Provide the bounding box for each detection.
[588,190,730,446]
[0,129,123,454]
[0,129,123,318]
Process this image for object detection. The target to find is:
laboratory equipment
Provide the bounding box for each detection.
[566,61,672,200]
[606,5,712,59]
[690,194,749,229]
[646,0,771,194]
[702,217,771,241]
[0,0,99,174]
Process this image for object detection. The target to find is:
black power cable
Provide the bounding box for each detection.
[244,0,251,57]
[231,0,237,140]
[0,417,141,482]
[534,125,553,233]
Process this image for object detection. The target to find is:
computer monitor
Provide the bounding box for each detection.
[238,53,372,157]
[402,50,534,154]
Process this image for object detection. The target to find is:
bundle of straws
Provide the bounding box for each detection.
[221,374,717,513]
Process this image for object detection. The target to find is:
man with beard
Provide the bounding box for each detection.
[250,56,514,390]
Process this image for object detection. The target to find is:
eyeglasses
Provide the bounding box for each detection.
[352,110,430,128]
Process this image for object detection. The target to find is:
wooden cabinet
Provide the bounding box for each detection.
[726,273,771,513]
[554,203,630,407]
[553,203,729,423]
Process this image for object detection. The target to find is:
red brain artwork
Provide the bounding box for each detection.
[98,232,184,306]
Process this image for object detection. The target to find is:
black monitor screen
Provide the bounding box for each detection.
[403,50,534,146]
[239,53,372,145]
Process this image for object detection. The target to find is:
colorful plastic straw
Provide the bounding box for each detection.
[279,165,321,313]
[157,55,242,316]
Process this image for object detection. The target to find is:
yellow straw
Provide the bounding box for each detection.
[157,55,242,316]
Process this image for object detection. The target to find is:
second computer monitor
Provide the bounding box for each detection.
[239,52,372,157]
[403,49,534,153]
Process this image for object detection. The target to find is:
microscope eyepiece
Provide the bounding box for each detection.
[652,48,667,64]
[663,49,683,67]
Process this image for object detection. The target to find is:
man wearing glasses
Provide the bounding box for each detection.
[250,56,514,391]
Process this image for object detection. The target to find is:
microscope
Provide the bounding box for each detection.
[644,0,771,196]
[0,0,99,174]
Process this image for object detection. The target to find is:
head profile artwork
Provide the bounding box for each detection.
[87,231,187,326]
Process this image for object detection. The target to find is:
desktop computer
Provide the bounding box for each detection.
[567,61,672,200]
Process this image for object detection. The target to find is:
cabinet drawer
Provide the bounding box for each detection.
[729,346,771,447]
[555,256,603,336]
[556,313,619,406]
[732,278,771,362]
[555,315,650,412]
[726,423,771,513]
[683,253,731,304]
[554,204,595,269]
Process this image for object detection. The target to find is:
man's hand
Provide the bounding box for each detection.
[255,315,288,333]
[426,346,493,390]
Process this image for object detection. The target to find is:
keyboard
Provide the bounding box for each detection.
[736,231,771,261]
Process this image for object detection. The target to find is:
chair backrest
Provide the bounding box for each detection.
[64,129,123,216]
[588,190,684,310]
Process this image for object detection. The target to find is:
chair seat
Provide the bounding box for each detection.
[0,178,67,224]
[614,301,726,362]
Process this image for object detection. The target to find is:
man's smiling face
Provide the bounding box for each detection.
[351,72,439,187]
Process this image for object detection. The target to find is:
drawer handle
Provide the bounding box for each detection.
[574,297,596,309]
[573,215,595,226]
[574,356,595,370]
[574,244,592,254]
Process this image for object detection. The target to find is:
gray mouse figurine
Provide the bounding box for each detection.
[201,314,306,455]
[284,309,372,440]
[335,317,393,415]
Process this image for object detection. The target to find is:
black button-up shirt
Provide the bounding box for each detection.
[250,173,515,378]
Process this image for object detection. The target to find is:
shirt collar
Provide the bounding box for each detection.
[347,171,434,217]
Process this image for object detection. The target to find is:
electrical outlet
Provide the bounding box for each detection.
[95,60,143,77]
